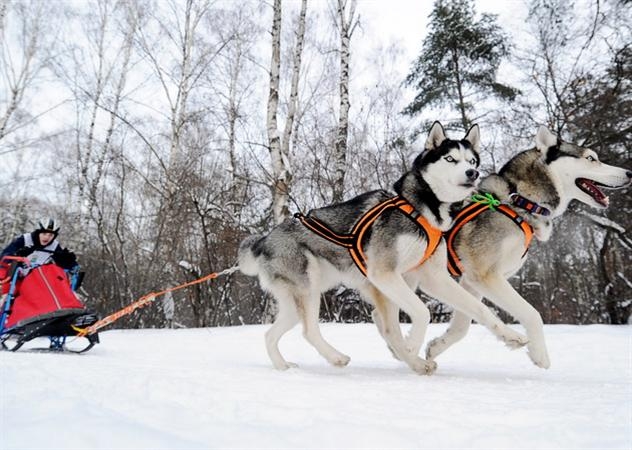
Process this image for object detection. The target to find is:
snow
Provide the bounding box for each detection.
[1,323,631,449]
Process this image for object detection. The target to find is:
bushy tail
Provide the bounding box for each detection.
[237,235,264,276]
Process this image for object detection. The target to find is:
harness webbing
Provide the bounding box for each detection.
[295,196,443,277]
[446,198,534,277]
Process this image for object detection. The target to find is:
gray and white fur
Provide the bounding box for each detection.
[239,122,528,374]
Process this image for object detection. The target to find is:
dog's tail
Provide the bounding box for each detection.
[237,235,264,276]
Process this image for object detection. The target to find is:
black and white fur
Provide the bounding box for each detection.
[239,122,528,374]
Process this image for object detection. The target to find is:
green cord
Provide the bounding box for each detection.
[471,192,500,211]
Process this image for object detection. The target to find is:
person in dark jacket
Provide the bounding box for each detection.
[1,218,77,270]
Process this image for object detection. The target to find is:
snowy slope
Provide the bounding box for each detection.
[1,323,630,450]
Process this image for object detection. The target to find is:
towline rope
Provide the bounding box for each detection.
[75,265,239,337]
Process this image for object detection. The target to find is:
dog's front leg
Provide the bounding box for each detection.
[425,310,473,361]
[367,271,437,375]
[364,286,405,361]
[366,274,436,360]
[414,268,529,354]
[425,276,479,360]
[469,274,550,369]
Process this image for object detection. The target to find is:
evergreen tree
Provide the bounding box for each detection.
[403,0,518,130]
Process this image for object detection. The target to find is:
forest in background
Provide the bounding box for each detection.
[0,0,630,328]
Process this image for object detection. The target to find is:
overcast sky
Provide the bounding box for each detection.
[355,0,529,67]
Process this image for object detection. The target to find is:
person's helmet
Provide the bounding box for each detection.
[37,217,60,233]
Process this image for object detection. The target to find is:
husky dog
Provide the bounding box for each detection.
[410,126,632,369]
[239,122,528,374]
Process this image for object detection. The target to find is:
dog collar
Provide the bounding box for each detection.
[509,193,551,216]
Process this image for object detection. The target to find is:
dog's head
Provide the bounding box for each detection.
[536,126,632,210]
[415,121,481,203]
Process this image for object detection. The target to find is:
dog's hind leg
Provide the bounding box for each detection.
[265,290,300,370]
[425,277,478,360]
[469,274,550,369]
[299,289,351,367]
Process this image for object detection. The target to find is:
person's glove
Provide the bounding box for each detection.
[53,249,77,269]
[14,247,32,257]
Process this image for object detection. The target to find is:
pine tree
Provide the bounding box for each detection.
[403,0,518,130]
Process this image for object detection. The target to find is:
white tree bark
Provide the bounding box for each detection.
[0,0,7,32]
[267,0,291,224]
[281,0,307,165]
[0,1,51,142]
[332,0,357,203]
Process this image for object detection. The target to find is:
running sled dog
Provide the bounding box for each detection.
[404,125,631,369]
[239,122,528,374]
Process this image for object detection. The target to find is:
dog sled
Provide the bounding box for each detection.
[0,256,99,353]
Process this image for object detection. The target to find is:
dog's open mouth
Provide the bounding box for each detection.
[575,178,609,207]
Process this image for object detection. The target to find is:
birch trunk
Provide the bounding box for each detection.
[267,0,291,224]
[280,0,307,172]
[0,0,6,31]
[332,0,356,203]
[0,2,43,141]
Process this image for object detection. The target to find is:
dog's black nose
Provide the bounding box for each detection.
[627,171,632,179]
[466,169,479,180]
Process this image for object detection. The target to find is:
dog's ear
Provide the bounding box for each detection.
[535,125,558,153]
[425,121,447,150]
[463,124,480,152]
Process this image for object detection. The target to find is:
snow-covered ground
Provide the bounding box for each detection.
[1,323,630,449]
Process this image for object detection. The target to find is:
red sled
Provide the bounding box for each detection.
[0,257,99,353]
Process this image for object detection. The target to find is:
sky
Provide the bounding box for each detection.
[1,323,630,449]
[357,0,529,66]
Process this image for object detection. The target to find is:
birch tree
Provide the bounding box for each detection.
[41,0,154,321]
[58,0,138,236]
[267,0,289,224]
[280,0,307,197]
[0,0,58,144]
[0,0,7,32]
[266,0,308,224]
[0,0,61,252]
[331,0,357,203]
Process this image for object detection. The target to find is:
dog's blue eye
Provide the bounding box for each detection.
[586,155,597,162]
[444,156,456,163]
[469,158,476,165]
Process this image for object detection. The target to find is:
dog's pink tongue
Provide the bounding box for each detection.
[579,178,608,206]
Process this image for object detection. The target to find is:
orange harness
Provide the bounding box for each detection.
[446,195,534,277]
[295,196,443,277]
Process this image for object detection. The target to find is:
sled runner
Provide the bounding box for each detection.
[0,256,99,353]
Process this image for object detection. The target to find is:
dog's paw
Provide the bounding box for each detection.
[528,344,550,369]
[425,337,445,360]
[500,329,529,349]
[410,357,437,376]
[274,361,298,371]
[329,353,351,367]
